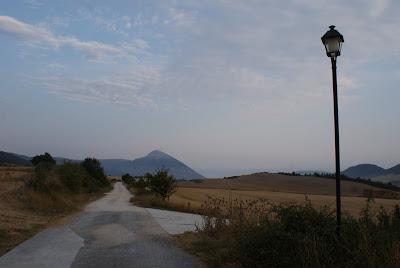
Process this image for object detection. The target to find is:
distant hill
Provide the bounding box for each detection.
[0,151,31,166]
[385,164,400,175]
[343,163,400,186]
[0,150,203,180]
[101,150,204,180]
[0,151,78,166]
[342,164,385,178]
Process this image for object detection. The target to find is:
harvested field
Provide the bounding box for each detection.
[172,173,400,217]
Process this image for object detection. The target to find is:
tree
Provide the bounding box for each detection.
[81,158,110,187]
[147,168,177,200]
[31,152,56,166]
[122,173,135,185]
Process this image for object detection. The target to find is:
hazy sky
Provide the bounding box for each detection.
[1,0,399,177]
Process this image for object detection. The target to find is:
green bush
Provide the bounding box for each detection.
[135,177,149,189]
[122,173,136,186]
[195,198,400,268]
[27,163,62,192]
[31,152,56,167]
[28,158,111,194]
[57,163,88,193]
[147,169,177,200]
[81,158,110,188]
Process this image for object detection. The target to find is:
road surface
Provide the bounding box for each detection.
[0,182,204,268]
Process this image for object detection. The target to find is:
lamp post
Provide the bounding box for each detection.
[321,25,344,237]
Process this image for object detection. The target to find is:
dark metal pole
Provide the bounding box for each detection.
[331,56,341,237]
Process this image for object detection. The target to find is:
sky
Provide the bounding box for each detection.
[0,0,399,177]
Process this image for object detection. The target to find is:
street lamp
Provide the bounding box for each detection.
[321,25,344,237]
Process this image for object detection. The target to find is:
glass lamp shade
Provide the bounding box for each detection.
[321,26,344,57]
[324,37,342,54]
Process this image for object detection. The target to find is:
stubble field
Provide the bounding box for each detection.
[170,173,400,217]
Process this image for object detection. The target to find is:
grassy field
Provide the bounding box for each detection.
[168,173,400,217]
[0,166,108,255]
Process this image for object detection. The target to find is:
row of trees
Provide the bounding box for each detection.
[29,152,110,193]
[122,168,177,200]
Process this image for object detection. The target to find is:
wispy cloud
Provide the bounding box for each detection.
[25,0,42,9]
[166,7,196,27]
[38,66,162,107]
[0,16,148,60]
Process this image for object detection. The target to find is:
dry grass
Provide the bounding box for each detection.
[169,174,400,217]
[0,167,106,255]
[179,173,394,196]
[175,197,400,268]
[169,187,400,217]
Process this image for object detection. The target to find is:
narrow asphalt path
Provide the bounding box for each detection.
[0,182,204,268]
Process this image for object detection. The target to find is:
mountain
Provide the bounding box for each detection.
[101,150,204,180]
[0,151,31,166]
[342,164,385,178]
[343,163,400,187]
[384,164,400,175]
[0,149,203,179]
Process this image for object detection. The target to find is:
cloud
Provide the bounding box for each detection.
[166,7,196,27]
[38,66,162,107]
[25,0,42,9]
[76,8,129,37]
[46,63,65,69]
[4,1,400,111]
[0,16,147,60]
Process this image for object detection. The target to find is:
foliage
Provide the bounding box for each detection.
[27,157,111,194]
[80,158,110,188]
[57,162,106,193]
[189,197,400,268]
[147,168,177,200]
[135,177,149,188]
[27,164,62,192]
[31,152,56,167]
[122,173,136,185]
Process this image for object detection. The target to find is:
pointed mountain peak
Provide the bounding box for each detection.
[146,150,171,159]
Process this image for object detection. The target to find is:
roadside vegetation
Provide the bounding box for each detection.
[123,170,400,267]
[122,169,197,213]
[0,153,112,255]
[177,197,400,268]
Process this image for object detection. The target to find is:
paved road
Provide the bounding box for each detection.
[0,182,204,268]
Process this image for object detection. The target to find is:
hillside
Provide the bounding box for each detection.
[343,163,400,186]
[179,172,396,197]
[342,164,385,178]
[101,150,204,180]
[0,151,31,166]
[385,164,400,175]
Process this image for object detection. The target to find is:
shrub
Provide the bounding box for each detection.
[28,160,111,194]
[31,152,56,167]
[193,197,400,268]
[147,169,177,200]
[81,158,110,188]
[135,177,149,189]
[27,163,62,192]
[57,163,89,193]
[122,173,135,185]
